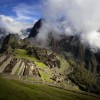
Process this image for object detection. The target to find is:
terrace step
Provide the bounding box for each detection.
[3,58,17,73]
[0,55,6,63]
[11,59,22,75]
[0,56,13,73]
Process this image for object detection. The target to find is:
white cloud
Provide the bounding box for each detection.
[0,3,41,38]
[1,0,100,51]
[13,3,42,21]
[0,15,34,38]
[81,31,100,52]
[42,0,100,50]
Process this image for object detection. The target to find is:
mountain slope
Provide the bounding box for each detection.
[0,36,4,48]
[28,18,44,38]
[0,76,100,100]
[27,19,100,94]
[0,21,100,95]
[28,19,100,76]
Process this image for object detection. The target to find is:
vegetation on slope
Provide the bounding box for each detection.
[0,76,100,100]
[15,49,53,83]
[11,49,100,94]
[15,49,37,61]
[68,62,100,94]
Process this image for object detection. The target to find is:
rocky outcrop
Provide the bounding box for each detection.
[28,19,100,76]
[28,18,100,75]
[0,36,4,48]
[0,34,20,53]
[28,18,45,38]
[57,36,100,76]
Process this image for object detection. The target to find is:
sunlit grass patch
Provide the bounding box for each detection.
[15,49,37,61]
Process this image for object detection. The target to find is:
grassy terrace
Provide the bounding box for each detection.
[15,49,37,61]
[0,76,100,100]
[15,49,47,67]
[15,49,53,83]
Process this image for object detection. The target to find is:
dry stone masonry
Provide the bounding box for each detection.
[0,55,41,78]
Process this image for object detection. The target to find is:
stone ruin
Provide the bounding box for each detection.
[0,54,41,78]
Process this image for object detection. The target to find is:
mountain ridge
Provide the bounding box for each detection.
[28,19,100,75]
[0,19,100,94]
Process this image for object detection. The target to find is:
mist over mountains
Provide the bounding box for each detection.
[1,0,100,52]
[0,15,34,38]
[43,0,100,51]
[0,18,100,94]
[1,0,100,99]
[28,19,100,69]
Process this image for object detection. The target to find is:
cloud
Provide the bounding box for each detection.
[35,20,56,47]
[81,31,100,52]
[41,0,100,51]
[1,0,100,51]
[0,15,34,38]
[13,3,42,22]
[0,3,41,38]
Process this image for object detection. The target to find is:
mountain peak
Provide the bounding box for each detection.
[28,18,45,38]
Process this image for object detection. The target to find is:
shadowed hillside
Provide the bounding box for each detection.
[0,76,100,100]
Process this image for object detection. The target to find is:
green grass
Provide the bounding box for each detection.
[35,62,47,69]
[56,55,69,73]
[35,62,53,83]
[34,61,53,82]
[0,76,100,100]
[15,49,53,82]
[39,70,53,83]
[15,49,47,69]
[15,49,37,61]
